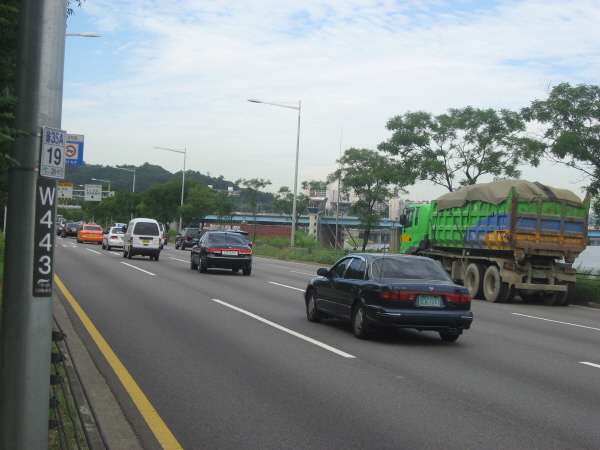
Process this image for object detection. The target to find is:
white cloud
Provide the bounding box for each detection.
[62,0,600,199]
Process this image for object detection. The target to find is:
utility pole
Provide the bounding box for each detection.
[0,0,67,448]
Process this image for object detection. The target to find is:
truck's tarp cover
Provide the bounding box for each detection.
[436,179,583,210]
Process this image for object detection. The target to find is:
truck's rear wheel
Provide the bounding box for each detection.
[560,282,576,307]
[544,281,575,306]
[483,265,512,303]
[464,263,485,299]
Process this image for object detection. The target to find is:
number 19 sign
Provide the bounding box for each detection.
[40,126,66,179]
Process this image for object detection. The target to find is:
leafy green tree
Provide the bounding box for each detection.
[378,106,541,192]
[95,191,141,227]
[272,185,308,221]
[522,83,600,195]
[213,190,236,225]
[327,148,410,251]
[236,178,272,239]
[180,182,215,228]
[137,180,181,228]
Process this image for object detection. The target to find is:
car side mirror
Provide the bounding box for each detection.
[317,268,329,277]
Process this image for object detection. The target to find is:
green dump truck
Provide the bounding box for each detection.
[399,180,589,305]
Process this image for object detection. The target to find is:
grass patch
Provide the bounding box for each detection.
[573,267,600,305]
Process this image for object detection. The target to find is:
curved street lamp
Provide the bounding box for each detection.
[66,32,101,37]
[248,99,301,247]
[91,177,110,192]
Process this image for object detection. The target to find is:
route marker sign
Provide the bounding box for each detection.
[33,177,56,296]
[40,126,66,179]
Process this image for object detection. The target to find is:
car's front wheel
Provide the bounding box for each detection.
[101,242,106,249]
[352,304,369,339]
[306,291,321,323]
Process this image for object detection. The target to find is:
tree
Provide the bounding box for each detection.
[377,106,541,192]
[213,190,236,225]
[137,180,182,228]
[272,185,308,221]
[180,182,215,228]
[522,82,600,196]
[327,148,410,251]
[236,178,271,239]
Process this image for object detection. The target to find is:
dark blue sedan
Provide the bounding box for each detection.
[304,253,474,341]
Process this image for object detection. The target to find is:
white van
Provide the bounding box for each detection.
[123,218,162,261]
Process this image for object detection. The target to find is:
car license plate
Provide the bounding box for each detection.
[141,239,150,244]
[532,269,547,278]
[417,295,442,307]
[222,250,238,256]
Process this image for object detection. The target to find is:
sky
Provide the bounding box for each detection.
[62,0,600,201]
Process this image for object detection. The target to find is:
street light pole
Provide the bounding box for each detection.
[154,147,186,230]
[111,166,137,220]
[112,166,136,192]
[248,99,301,247]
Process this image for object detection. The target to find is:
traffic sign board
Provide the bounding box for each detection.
[58,183,73,200]
[40,126,66,179]
[84,184,102,201]
[66,134,84,166]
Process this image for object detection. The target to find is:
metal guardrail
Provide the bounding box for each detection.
[50,319,106,450]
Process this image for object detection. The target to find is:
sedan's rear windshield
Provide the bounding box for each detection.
[84,226,102,231]
[109,228,124,234]
[207,234,247,245]
[133,222,160,235]
[370,258,450,281]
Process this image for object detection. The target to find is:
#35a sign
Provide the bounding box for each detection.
[40,126,66,179]
[33,177,56,297]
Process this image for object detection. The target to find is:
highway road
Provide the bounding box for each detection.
[54,237,600,450]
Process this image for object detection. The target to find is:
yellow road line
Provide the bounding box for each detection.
[54,274,183,450]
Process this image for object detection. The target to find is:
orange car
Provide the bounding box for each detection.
[77,223,103,244]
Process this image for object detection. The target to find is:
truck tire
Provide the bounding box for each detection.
[560,282,576,306]
[483,265,512,303]
[544,281,575,306]
[464,263,485,299]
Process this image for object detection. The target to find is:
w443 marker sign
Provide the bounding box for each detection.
[33,178,56,297]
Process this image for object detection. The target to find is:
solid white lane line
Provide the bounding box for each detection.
[269,282,305,292]
[512,313,600,331]
[169,257,188,263]
[212,299,355,358]
[86,248,102,255]
[290,270,316,276]
[581,362,600,369]
[120,262,156,275]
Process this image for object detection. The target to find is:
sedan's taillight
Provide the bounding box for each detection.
[380,291,416,301]
[380,290,471,303]
[443,293,472,303]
